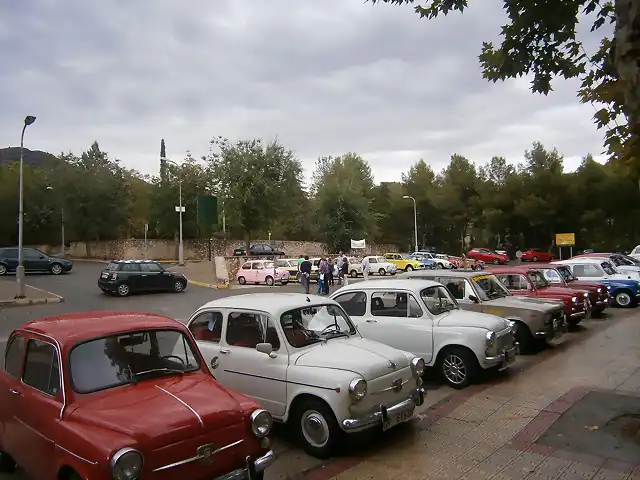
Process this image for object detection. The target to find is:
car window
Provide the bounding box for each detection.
[441,277,466,299]
[4,335,25,378]
[69,329,200,394]
[120,263,141,272]
[601,262,617,275]
[22,339,61,397]
[573,264,601,277]
[105,262,120,271]
[276,260,287,268]
[528,271,549,288]
[1,248,18,259]
[419,286,458,315]
[140,262,163,273]
[241,263,251,270]
[23,249,41,259]
[371,291,423,318]
[542,269,563,283]
[253,245,264,252]
[496,274,531,290]
[189,311,224,343]
[226,312,280,350]
[280,305,356,347]
[333,291,367,316]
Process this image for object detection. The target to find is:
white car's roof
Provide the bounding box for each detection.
[197,293,336,313]
[553,258,608,265]
[336,279,440,292]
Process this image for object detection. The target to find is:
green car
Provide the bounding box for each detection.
[277,258,300,281]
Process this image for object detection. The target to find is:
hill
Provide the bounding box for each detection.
[0,147,58,169]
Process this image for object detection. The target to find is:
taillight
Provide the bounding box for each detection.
[110,273,117,280]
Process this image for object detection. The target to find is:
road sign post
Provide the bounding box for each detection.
[555,233,576,260]
[144,223,149,258]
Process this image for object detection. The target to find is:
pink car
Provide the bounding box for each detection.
[237,260,290,286]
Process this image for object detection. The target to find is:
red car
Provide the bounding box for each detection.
[488,266,589,326]
[0,311,275,480]
[530,263,611,315]
[467,248,509,265]
[519,248,554,262]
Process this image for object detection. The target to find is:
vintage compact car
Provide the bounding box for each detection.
[552,258,640,307]
[0,311,275,480]
[435,254,458,269]
[398,270,567,353]
[187,294,426,458]
[363,256,398,275]
[277,258,300,281]
[383,253,424,272]
[411,252,452,269]
[0,247,73,276]
[519,248,554,262]
[98,259,187,297]
[570,253,640,276]
[488,266,589,325]
[345,256,364,278]
[467,248,509,265]
[233,243,285,257]
[531,263,610,315]
[331,280,517,390]
[409,253,437,269]
[237,260,290,286]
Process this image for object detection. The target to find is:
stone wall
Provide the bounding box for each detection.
[65,238,399,261]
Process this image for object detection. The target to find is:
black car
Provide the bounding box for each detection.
[233,243,285,256]
[98,260,188,297]
[0,247,73,276]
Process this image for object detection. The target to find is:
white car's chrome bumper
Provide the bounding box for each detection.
[342,387,425,432]
[216,450,275,480]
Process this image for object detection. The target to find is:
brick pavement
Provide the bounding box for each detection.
[310,312,640,480]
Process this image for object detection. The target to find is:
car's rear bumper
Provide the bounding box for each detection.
[97,279,117,292]
[216,450,276,480]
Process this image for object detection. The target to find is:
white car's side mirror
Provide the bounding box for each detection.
[256,342,277,358]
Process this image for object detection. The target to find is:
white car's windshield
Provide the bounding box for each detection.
[420,286,459,315]
[69,329,200,394]
[528,270,550,288]
[555,266,577,282]
[280,304,357,348]
[601,262,617,275]
[471,274,511,300]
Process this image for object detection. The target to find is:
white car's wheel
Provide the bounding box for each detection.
[378,268,386,276]
[438,347,478,389]
[436,263,443,269]
[350,270,358,278]
[293,398,341,458]
[614,290,633,308]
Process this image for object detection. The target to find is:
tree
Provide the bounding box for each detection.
[370,0,640,176]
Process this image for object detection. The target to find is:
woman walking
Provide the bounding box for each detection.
[317,258,328,295]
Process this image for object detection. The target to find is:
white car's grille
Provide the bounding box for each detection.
[350,366,414,416]
[496,328,514,351]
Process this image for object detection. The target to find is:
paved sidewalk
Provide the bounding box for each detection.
[311,313,640,480]
[0,280,64,307]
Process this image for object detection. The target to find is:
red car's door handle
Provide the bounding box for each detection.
[8,388,20,396]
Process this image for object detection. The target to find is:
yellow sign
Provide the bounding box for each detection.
[555,233,575,246]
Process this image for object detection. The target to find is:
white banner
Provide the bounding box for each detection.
[350,239,366,249]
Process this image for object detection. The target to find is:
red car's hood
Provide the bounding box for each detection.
[69,374,244,450]
[566,279,604,292]
[536,286,580,298]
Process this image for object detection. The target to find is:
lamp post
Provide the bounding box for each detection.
[403,195,418,253]
[45,186,65,257]
[16,115,36,298]
[161,157,185,266]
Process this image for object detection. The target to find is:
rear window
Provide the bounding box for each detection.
[105,262,120,271]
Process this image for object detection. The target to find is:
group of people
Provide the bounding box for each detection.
[297,252,351,295]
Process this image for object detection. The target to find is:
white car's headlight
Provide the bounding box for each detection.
[250,409,273,438]
[411,357,425,376]
[348,378,367,401]
[110,448,143,480]
[485,331,496,346]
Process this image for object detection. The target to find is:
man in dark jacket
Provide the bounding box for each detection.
[300,255,312,294]
[341,255,349,286]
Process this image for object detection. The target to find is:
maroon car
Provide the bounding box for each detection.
[532,263,611,315]
[488,266,589,326]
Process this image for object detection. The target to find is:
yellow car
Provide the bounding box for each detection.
[384,253,423,272]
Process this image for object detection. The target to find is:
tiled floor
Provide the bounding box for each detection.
[318,312,640,480]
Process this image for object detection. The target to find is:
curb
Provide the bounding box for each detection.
[188,280,231,290]
[0,291,65,308]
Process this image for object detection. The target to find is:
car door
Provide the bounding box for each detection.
[251,244,265,256]
[359,290,433,361]
[0,248,19,271]
[22,248,47,271]
[238,262,253,283]
[118,262,142,290]
[140,262,165,290]
[442,276,483,311]
[0,334,26,463]
[213,310,288,417]
[10,336,61,480]
[189,310,225,370]
[570,263,606,281]
[252,262,266,283]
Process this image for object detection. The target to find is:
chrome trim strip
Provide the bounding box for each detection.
[152,439,243,472]
[55,444,98,465]
[155,385,204,427]
[13,416,53,443]
[374,378,411,394]
[21,329,67,420]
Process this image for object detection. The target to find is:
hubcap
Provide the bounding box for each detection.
[118,285,129,295]
[301,410,330,448]
[175,281,183,291]
[617,292,631,306]
[0,265,6,275]
[52,265,62,274]
[443,354,466,384]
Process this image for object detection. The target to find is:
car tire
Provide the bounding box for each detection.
[50,263,63,275]
[614,289,634,308]
[266,276,275,286]
[405,265,413,272]
[173,280,186,292]
[514,322,536,354]
[238,276,246,285]
[437,346,478,390]
[292,397,342,459]
[378,268,386,276]
[0,451,16,473]
[566,315,582,326]
[116,283,130,297]
[350,270,358,278]
[281,280,289,285]
[0,264,7,276]
[436,263,443,269]
[532,256,538,262]
[493,258,500,265]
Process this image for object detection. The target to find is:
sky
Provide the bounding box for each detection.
[0,0,610,184]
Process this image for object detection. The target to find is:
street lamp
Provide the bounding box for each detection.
[16,115,36,298]
[45,186,65,257]
[403,195,418,253]
[161,157,185,266]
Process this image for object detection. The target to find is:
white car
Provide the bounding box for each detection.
[186,293,426,458]
[553,258,640,282]
[630,245,640,261]
[412,252,452,269]
[363,256,398,275]
[330,279,517,390]
[346,256,363,278]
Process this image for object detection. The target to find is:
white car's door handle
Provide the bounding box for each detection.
[365,319,377,323]
[220,348,231,354]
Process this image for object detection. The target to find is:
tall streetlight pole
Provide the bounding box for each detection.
[161,157,185,266]
[16,115,37,298]
[403,195,418,253]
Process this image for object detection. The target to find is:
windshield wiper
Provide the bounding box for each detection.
[134,368,184,378]
[323,331,350,340]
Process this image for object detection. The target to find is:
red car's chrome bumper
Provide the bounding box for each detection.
[216,450,275,480]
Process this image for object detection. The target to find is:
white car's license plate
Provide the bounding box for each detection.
[382,408,414,431]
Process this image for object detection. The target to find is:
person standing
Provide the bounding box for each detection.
[336,252,344,285]
[341,255,349,286]
[362,255,370,281]
[327,258,334,287]
[300,255,312,294]
[317,258,327,295]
